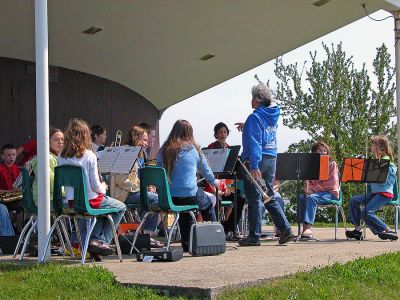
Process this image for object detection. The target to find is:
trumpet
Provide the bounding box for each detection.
[110,130,122,147]
[236,158,271,203]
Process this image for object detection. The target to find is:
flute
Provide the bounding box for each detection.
[237,158,271,203]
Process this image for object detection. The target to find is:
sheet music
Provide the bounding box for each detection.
[111,146,141,174]
[96,149,105,160]
[98,146,141,174]
[98,147,120,173]
[202,148,231,173]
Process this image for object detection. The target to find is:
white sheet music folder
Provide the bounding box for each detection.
[98,146,141,174]
[202,148,231,173]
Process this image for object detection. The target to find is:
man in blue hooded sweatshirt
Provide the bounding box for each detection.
[238,84,293,246]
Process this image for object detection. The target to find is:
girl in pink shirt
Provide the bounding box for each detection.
[300,141,340,239]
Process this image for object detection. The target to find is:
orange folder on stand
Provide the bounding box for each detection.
[341,158,365,182]
[319,155,330,181]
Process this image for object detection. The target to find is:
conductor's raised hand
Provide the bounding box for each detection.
[234,122,244,132]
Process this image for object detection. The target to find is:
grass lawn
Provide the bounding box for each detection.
[220,252,400,300]
[1,252,400,299]
[0,262,172,300]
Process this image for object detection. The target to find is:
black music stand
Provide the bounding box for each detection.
[276,153,321,238]
[342,158,390,236]
[201,146,241,231]
[342,158,390,184]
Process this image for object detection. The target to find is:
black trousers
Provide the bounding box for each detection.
[172,196,216,251]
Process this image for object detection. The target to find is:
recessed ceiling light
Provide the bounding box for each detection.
[200,54,215,61]
[82,26,103,35]
[313,0,330,7]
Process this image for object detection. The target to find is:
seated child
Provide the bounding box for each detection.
[299,141,340,239]
[157,120,218,251]
[0,144,21,191]
[346,135,398,241]
[0,144,20,236]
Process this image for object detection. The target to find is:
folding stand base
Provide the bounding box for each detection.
[294,235,320,242]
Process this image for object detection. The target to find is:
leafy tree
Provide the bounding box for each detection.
[272,43,396,223]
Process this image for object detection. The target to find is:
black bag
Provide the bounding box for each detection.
[118,233,151,254]
[136,248,183,262]
[0,235,19,254]
[189,222,226,256]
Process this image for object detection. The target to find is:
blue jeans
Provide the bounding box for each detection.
[274,192,285,211]
[125,191,159,233]
[349,193,390,234]
[0,204,14,236]
[299,192,338,224]
[69,219,92,246]
[90,195,126,244]
[242,156,291,241]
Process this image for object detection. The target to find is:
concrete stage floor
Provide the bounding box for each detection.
[2,227,400,299]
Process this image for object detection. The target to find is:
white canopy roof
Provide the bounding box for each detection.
[1,0,399,110]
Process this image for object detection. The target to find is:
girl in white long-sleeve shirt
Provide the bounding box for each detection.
[58,118,126,259]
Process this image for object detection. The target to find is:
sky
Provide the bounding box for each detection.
[159,10,395,152]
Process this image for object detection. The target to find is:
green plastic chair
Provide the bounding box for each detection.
[317,187,347,240]
[14,168,72,260]
[131,166,198,253]
[13,168,38,259]
[41,164,123,264]
[387,177,399,233]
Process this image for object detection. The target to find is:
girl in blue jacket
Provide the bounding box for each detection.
[157,119,219,251]
[346,135,398,241]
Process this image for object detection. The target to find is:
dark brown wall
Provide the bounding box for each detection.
[0,57,160,151]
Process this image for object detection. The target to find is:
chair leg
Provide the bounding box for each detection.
[14,216,35,258]
[362,222,367,239]
[59,217,74,259]
[335,206,338,240]
[73,218,84,253]
[55,222,66,257]
[395,206,399,234]
[19,218,38,261]
[189,211,197,223]
[166,213,180,251]
[130,212,150,256]
[338,206,347,231]
[80,217,96,264]
[106,215,123,262]
[40,216,65,262]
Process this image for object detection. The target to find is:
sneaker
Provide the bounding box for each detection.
[279,229,294,245]
[378,231,398,241]
[150,238,164,248]
[238,237,261,246]
[345,229,363,240]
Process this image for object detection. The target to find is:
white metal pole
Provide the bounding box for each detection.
[35,0,50,262]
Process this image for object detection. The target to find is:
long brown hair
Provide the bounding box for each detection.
[126,125,146,146]
[161,120,200,178]
[60,118,92,158]
[371,135,394,160]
